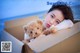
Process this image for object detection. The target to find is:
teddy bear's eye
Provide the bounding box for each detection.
[24,27,27,31]
[37,27,39,29]
[30,31,33,34]
[35,32,37,35]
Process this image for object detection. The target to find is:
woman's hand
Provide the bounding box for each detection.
[43,28,57,35]
[43,29,51,35]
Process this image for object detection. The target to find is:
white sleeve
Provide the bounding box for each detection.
[55,19,74,31]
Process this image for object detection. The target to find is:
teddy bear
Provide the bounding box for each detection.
[23,20,44,42]
[23,19,73,43]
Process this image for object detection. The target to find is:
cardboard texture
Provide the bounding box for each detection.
[4,16,80,53]
[42,32,80,53]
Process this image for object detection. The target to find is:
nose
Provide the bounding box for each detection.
[34,37,36,39]
[50,19,55,25]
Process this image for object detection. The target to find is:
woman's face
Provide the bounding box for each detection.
[44,9,64,28]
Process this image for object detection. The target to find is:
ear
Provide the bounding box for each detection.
[37,20,43,25]
[23,25,27,32]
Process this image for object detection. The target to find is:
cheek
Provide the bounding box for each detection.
[52,20,59,26]
[53,22,57,26]
[45,16,51,22]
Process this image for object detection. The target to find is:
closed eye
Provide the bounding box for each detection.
[56,19,61,24]
[56,21,59,24]
[51,13,55,18]
[51,15,54,18]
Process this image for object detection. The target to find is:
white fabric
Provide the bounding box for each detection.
[24,33,34,42]
[50,19,74,31]
[24,33,30,40]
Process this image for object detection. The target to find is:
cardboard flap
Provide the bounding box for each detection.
[5,16,39,41]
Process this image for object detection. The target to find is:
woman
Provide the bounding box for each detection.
[43,1,74,34]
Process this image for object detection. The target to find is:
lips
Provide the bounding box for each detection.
[46,23,51,28]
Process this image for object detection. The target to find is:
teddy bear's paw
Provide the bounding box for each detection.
[50,29,57,34]
[43,29,51,35]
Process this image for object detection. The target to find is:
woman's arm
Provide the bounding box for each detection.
[43,19,74,35]
[50,19,74,32]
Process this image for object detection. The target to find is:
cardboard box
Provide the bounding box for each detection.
[4,16,80,53]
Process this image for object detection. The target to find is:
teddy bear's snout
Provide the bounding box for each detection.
[35,32,38,35]
[33,31,41,37]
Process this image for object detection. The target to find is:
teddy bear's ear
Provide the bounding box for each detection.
[37,20,43,25]
[23,25,27,32]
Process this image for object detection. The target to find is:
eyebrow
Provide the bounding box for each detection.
[52,13,55,17]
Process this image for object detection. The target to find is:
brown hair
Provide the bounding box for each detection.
[48,1,74,22]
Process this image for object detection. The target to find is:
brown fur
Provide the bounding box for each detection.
[23,20,44,41]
